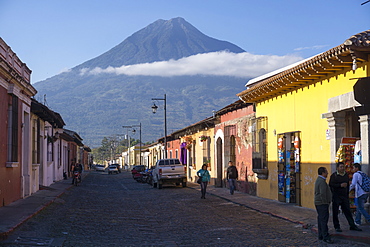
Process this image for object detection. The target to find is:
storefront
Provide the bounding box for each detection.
[277,132,301,205]
[335,137,361,211]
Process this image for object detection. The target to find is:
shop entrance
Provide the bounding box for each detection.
[277,131,301,205]
[335,109,361,212]
[216,137,223,187]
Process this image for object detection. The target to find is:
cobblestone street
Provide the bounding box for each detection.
[0,171,368,246]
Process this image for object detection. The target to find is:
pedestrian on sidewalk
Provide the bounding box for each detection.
[329,162,362,232]
[314,167,333,244]
[197,164,210,199]
[226,161,238,195]
[350,163,370,226]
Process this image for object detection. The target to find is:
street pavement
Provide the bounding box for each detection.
[0,171,369,245]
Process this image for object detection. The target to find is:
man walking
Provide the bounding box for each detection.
[226,161,238,195]
[315,167,333,243]
[350,163,370,226]
[329,162,362,232]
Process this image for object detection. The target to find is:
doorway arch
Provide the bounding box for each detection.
[216,137,223,187]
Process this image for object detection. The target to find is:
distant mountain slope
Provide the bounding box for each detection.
[77,17,245,69]
[34,17,247,147]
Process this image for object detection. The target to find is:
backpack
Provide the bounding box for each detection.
[358,172,370,192]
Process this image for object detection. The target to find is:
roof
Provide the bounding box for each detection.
[237,30,370,103]
[63,129,84,146]
[31,98,65,128]
[171,116,219,139]
[215,100,253,116]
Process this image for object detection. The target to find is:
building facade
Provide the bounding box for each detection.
[0,37,37,206]
[237,30,370,209]
[214,100,256,194]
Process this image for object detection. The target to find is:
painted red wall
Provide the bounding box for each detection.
[167,139,181,159]
[0,90,22,206]
[218,105,256,195]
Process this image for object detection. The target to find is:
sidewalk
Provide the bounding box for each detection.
[0,172,87,240]
[0,172,369,244]
[188,182,370,244]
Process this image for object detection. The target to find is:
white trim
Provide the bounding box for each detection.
[245,54,321,87]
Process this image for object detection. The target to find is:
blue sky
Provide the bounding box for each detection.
[1,0,369,83]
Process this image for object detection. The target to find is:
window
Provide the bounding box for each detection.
[252,117,268,170]
[7,95,19,163]
[224,125,236,166]
[32,118,41,164]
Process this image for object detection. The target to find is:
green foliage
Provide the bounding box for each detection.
[91,135,141,164]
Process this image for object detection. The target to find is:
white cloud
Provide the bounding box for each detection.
[294,45,328,51]
[58,67,71,74]
[80,51,303,78]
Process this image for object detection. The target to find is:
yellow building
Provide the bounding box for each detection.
[237,30,370,209]
[171,117,217,184]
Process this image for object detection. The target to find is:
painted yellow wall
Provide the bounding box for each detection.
[186,129,215,182]
[255,64,368,209]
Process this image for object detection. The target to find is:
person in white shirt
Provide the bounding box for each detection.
[349,163,370,225]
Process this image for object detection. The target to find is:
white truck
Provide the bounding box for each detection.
[152,158,187,189]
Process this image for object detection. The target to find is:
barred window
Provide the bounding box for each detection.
[202,136,211,169]
[252,117,268,170]
[7,95,19,162]
[224,125,236,167]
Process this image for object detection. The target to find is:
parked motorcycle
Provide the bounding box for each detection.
[73,171,81,186]
[140,170,150,183]
[133,172,143,183]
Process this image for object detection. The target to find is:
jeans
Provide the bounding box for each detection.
[355,193,370,225]
[228,179,237,194]
[315,204,330,240]
[200,181,208,198]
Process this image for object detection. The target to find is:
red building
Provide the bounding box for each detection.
[214,100,256,195]
[0,38,37,206]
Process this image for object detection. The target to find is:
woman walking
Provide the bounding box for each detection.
[197,164,210,199]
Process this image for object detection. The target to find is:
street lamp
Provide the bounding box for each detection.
[151,94,167,158]
[122,126,132,167]
[123,124,142,167]
[131,123,142,167]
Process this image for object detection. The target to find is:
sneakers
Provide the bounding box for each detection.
[335,228,342,232]
[350,226,362,231]
[355,222,361,227]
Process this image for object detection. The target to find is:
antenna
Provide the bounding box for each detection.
[43,94,47,105]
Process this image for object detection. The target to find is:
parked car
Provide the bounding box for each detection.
[108,165,119,174]
[152,159,187,189]
[111,163,121,173]
[131,165,145,178]
[95,164,105,172]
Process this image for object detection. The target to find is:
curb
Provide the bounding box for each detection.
[0,172,89,241]
[188,184,370,244]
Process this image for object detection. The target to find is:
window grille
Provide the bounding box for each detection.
[7,95,19,162]
[224,125,236,166]
[252,117,268,170]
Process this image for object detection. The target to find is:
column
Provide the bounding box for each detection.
[359,115,370,175]
[325,112,346,172]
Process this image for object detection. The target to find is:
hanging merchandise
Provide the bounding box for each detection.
[278,173,284,195]
[335,137,360,210]
[354,140,362,164]
[285,151,291,203]
[277,133,301,205]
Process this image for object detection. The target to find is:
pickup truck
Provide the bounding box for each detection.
[152,158,187,189]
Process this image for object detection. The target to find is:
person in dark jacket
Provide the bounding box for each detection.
[226,161,238,195]
[329,162,362,232]
[314,167,333,244]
